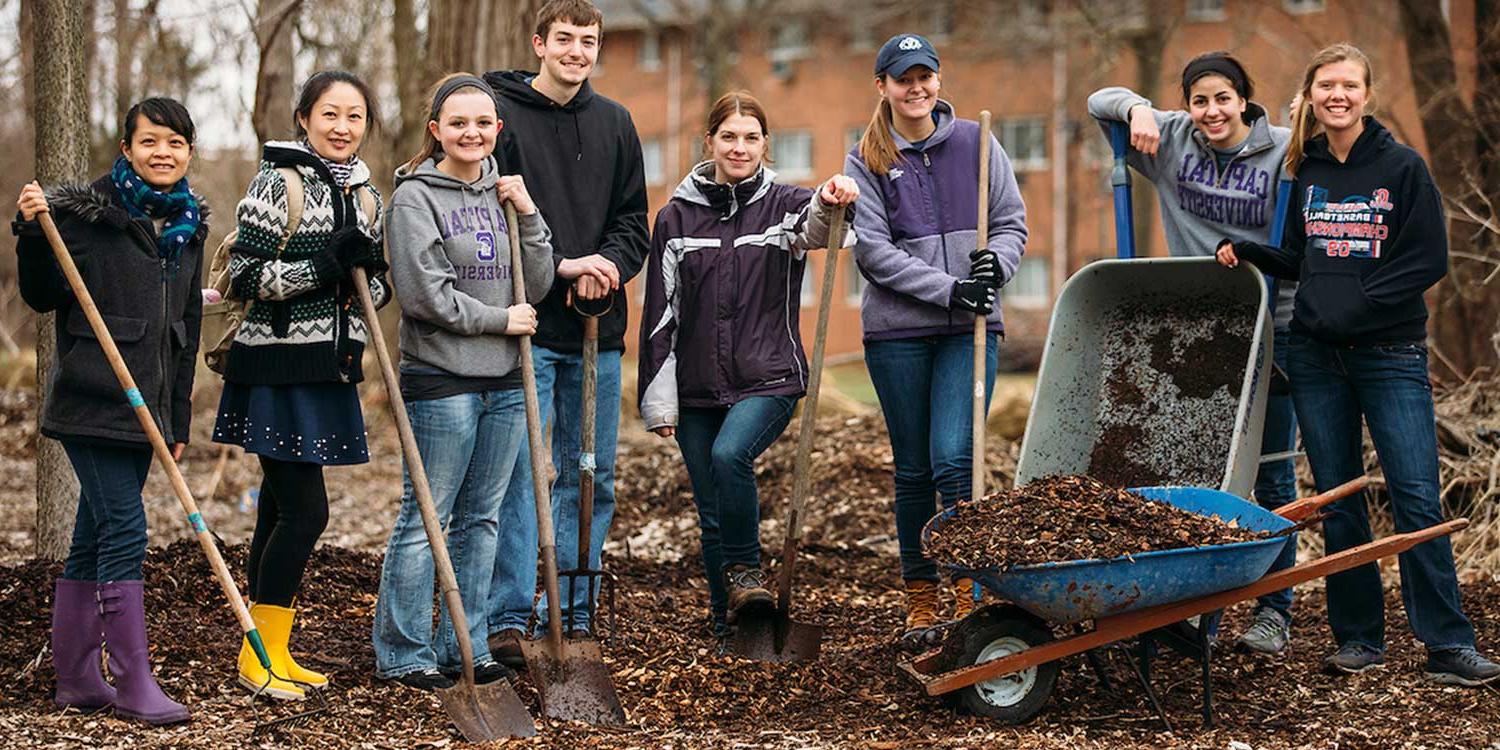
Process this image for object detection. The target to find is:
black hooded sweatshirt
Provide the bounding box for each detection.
[1231,117,1448,346]
[483,70,650,353]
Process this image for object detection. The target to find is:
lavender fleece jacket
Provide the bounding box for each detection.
[843,101,1028,341]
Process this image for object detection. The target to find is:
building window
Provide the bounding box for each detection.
[772,130,814,180]
[845,127,864,155]
[930,0,955,40]
[1187,0,1226,21]
[846,257,866,304]
[1283,0,1325,13]
[639,30,661,71]
[997,118,1048,171]
[1004,257,1050,308]
[770,20,810,61]
[850,16,876,50]
[642,139,664,186]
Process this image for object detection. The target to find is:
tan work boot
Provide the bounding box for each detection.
[900,580,941,650]
[952,577,981,621]
[725,564,774,622]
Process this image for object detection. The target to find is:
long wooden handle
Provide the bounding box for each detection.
[352,266,481,686]
[574,314,597,611]
[506,204,565,657]
[1275,476,1370,523]
[972,110,993,503]
[776,204,848,611]
[37,212,270,666]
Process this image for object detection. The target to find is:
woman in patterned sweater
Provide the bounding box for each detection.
[213,71,390,700]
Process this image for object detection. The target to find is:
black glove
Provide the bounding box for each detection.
[968,248,1000,286]
[332,226,388,274]
[950,278,996,315]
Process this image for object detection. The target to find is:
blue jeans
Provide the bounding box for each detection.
[61,441,152,582]
[372,390,525,677]
[866,332,999,582]
[1287,334,1475,653]
[1253,329,1299,618]
[488,345,621,635]
[676,395,798,631]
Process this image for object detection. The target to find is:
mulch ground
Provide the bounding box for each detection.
[1,539,1497,749]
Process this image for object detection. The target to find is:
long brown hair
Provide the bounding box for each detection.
[1285,43,1375,176]
[858,92,902,176]
[401,72,492,174]
[702,90,773,164]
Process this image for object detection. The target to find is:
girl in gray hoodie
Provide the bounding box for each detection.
[371,74,555,692]
[1088,52,1298,655]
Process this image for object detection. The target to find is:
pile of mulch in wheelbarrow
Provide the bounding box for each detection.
[925,474,1268,571]
[1089,297,1258,489]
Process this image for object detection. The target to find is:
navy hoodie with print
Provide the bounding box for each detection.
[483,70,650,354]
[1231,117,1447,346]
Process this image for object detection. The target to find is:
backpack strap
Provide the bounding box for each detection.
[355,184,377,229]
[275,166,304,254]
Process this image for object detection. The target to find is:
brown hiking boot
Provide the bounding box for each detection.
[900,579,941,650]
[487,629,526,670]
[952,577,981,621]
[725,565,774,622]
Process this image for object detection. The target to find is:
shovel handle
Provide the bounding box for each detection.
[971,110,992,503]
[36,212,267,664]
[1275,476,1370,523]
[506,204,566,657]
[776,204,848,611]
[352,266,481,686]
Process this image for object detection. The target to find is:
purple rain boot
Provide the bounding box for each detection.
[97,581,190,725]
[51,579,117,711]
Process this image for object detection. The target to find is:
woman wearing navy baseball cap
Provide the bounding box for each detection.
[845,34,1029,650]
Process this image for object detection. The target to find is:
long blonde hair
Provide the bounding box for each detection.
[1285,43,1375,176]
[858,93,903,176]
[401,72,491,174]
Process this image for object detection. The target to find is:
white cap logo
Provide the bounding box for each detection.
[899,36,923,51]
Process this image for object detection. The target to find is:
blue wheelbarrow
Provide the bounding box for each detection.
[898,477,1467,726]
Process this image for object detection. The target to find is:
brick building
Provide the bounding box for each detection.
[584,0,1474,366]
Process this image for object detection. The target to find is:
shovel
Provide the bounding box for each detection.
[724,204,850,663]
[351,267,535,741]
[505,204,627,726]
[34,211,325,735]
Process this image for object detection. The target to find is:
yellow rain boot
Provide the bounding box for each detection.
[238,604,305,700]
[280,602,328,689]
[952,577,981,621]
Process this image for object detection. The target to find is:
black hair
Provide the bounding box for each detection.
[122,97,196,145]
[293,71,380,137]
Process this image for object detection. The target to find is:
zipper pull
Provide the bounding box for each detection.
[923,152,931,167]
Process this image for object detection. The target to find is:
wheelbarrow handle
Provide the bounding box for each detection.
[1107,120,1135,260]
[1275,476,1370,523]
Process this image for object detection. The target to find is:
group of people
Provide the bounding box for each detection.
[12,0,1496,727]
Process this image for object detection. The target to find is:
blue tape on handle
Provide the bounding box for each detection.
[187,512,207,534]
[125,388,145,408]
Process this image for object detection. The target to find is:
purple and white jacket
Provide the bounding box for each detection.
[637,163,852,430]
[844,101,1028,340]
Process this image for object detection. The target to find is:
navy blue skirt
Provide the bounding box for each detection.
[213,382,369,465]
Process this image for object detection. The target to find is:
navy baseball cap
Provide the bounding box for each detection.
[875,34,940,77]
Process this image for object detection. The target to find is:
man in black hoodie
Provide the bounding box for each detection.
[484,0,649,662]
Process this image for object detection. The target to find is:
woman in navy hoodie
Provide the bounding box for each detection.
[845,34,1028,649]
[1217,43,1498,686]
[638,91,858,637]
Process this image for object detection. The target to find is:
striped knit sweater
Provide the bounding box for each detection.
[225,140,391,385]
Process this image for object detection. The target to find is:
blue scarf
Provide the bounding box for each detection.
[110,156,200,269]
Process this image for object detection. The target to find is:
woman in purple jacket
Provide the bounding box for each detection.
[638,91,858,638]
[845,34,1028,649]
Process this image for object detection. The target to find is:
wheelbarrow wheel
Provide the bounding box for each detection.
[947,607,1059,724]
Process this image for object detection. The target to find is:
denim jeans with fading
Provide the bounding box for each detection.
[1287,334,1476,653]
[676,395,798,632]
[373,389,525,677]
[61,441,152,582]
[487,345,621,636]
[1253,329,1300,619]
[865,332,998,583]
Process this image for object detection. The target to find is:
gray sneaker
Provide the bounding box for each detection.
[1323,643,1385,674]
[1236,607,1290,655]
[1425,648,1500,687]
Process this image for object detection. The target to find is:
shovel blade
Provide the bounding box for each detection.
[434,678,537,741]
[519,637,627,726]
[724,612,823,663]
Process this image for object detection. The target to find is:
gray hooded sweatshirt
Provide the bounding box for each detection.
[1088,87,1295,327]
[386,155,555,378]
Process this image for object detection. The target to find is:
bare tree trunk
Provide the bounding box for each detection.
[32,0,89,561]
[1126,19,1170,258]
[113,0,131,129]
[252,0,301,143]
[392,0,427,176]
[1400,0,1500,376]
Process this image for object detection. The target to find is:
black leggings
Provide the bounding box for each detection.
[246,456,330,607]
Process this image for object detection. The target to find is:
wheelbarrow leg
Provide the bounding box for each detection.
[1075,625,1113,691]
[1198,618,1214,728]
[1127,640,1173,733]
